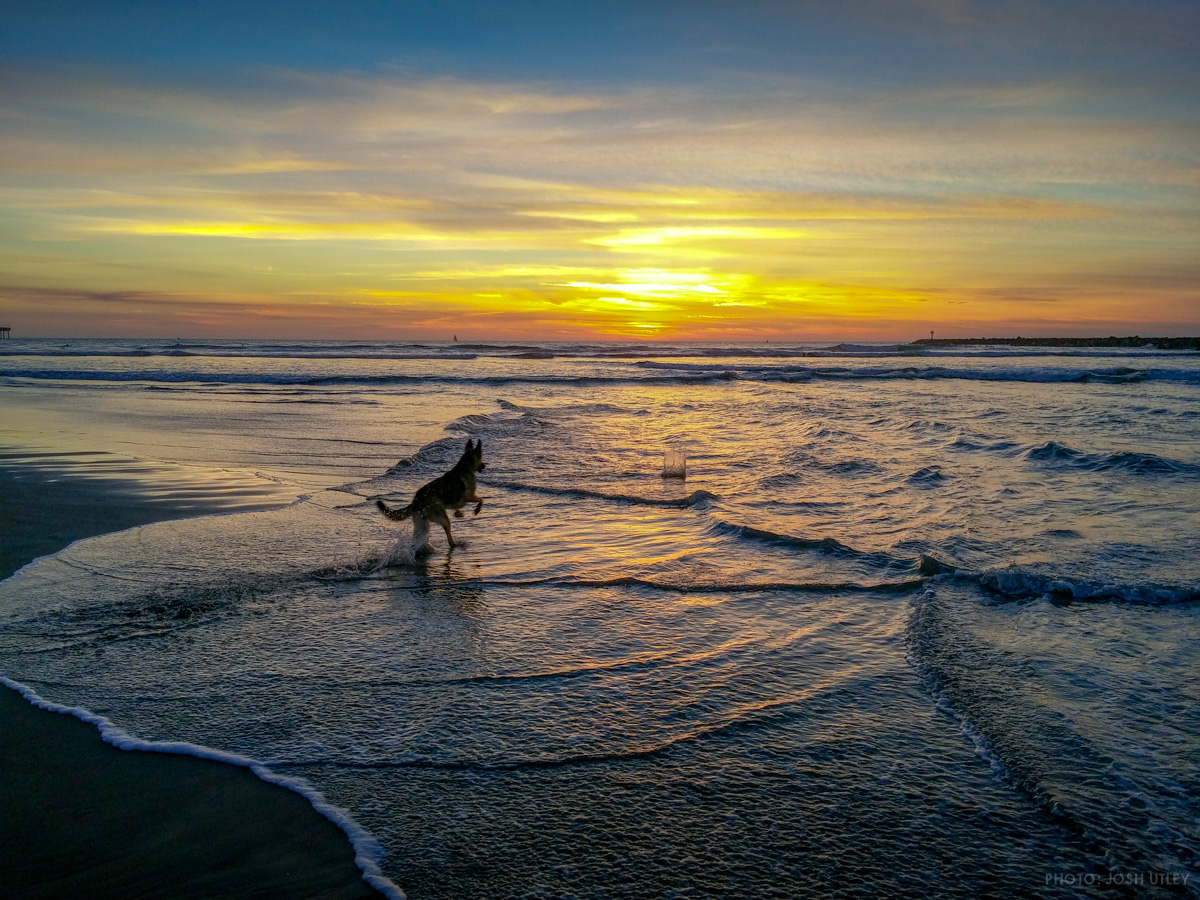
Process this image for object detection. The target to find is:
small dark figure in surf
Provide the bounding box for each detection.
[376,439,486,553]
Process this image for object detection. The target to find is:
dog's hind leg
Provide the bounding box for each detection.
[434,510,457,549]
[410,516,432,557]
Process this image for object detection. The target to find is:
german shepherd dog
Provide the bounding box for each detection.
[376,439,485,553]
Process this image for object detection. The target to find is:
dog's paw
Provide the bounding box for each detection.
[454,510,464,518]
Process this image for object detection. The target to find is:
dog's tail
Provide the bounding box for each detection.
[376,499,413,521]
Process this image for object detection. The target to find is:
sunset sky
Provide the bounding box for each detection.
[2,1,1197,340]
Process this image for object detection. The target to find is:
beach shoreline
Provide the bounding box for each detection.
[0,458,392,900]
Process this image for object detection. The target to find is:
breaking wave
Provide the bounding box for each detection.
[632,360,1200,385]
[967,567,1199,606]
[5,360,1200,389]
[1025,441,1200,476]
[485,480,718,509]
[465,574,927,594]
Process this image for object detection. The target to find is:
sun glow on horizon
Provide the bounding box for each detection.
[1,7,1197,339]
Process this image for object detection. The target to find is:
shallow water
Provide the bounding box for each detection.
[1,339,1198,897]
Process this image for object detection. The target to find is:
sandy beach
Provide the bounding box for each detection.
[0,458,386,899]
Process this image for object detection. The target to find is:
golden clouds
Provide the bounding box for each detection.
[1,68,1197,337]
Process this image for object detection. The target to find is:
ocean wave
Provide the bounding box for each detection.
[906,466,950,486]
[7,338,1197,363]
[6,359,1200,388]
[633,360,1200,385]
[827,343,903,353]
[0,567,324,654]
[496,399,645,417]
[297,738,683,773]
[486,480,718,508]
[710,519,954,577]
[284,683,844,774]
[966,567,1199,605]
[0,369,743,388]
[466,574,927,594]
[1072,367,1148,383]
[0,348,478,361]
[778,450,883,478]
[947,437,1021,453]
[1025,441,1200,476]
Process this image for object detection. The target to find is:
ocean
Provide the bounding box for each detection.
[1,338,1198,898]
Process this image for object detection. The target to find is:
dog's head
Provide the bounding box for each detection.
[461,438,485,472]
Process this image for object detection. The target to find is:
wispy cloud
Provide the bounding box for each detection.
[1,62,1196,337]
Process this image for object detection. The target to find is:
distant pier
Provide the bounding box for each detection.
[0,327,10,339]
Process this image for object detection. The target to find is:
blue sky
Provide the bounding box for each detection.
[8,1,1195,83]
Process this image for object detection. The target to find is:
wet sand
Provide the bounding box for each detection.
[0,459,388,899]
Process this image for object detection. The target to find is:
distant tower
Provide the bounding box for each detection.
[930,330,934,340]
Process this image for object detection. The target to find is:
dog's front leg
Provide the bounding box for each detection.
[471,494,484,516]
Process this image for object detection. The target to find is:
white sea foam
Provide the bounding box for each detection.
[0,673,405,900]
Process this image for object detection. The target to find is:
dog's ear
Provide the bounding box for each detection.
[464,438,475,453]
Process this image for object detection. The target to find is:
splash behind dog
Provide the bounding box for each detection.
[376,439,485,555]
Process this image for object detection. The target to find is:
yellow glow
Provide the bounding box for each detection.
[592,297,666,309]
[518,210,641,223]
[5,68,1192,339]
[590,226,815,247]
[356,266,932,336]
[565,281,724,297]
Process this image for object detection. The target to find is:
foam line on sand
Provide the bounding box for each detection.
[0,674,405,899]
